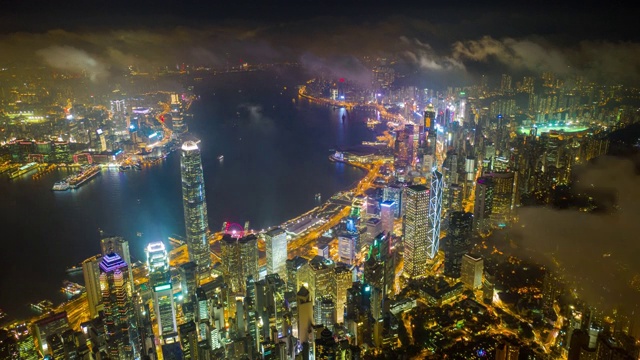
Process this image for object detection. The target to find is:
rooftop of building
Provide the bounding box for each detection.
[286,256,309,268]
[407,184,428,192]
[265,227,285,237]
[99,252,128,273]
[309,255,335,270]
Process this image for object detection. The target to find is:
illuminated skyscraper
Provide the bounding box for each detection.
[257,274,288,338]
[424,104,438,159]
[446,183,464,213]
[33,312,69,355]
[380,200,395,236]
[473,177,494,235]
[220,234,259,295]
[394,128,413,170]
[100,235,134,291]
[99,253,134,359]
[333,263,353,324]
[265,227,287,279]
[486,172,516,228]
[300,256,335,303]
[286,256,309,294]
[179,261,198,298]
[179,321,198,360]
[427,169,444,259]
[82,255,103,319]
[442,211,473,278]
[402,185,429,278]
[461,254,483,289]
[146,242,177,342]
[383,185,403,218]
[337,232,358,265]
[364,233,395,298]
[424,103,436,131]
[314,295,336,329]
[296,286,313,344]
[181,141,211,278]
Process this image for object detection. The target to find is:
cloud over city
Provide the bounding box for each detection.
[0,12,639,85]
[512,156,640,313]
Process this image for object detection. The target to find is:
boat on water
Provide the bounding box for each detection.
[30,300,54,313]
[217,155,224,161]
[168,235,186,247]
[315,193,322,200]
[52,180,70,191]
[69,165,101,189]
[8,162,39,179]
[61,281,84,296]
[65,264,83,275]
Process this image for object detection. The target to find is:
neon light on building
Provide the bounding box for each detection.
[427,169,444,259]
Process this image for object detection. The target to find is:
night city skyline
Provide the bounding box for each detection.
[1,2,640,360]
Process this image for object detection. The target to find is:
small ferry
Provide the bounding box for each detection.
[65,264,83,275]
[30,300,54,314]
[61,281,84,296]
[315,193,322,201]
[217,155,224,161]
[52,180,70,191]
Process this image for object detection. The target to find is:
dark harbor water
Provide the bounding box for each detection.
[0,70,374,320]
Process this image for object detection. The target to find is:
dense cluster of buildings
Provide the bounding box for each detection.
[2,63,640,360]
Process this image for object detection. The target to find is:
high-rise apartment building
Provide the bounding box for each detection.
[181,141,211,278]
[403,185,429,278]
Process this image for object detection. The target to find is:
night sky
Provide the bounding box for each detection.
[1,0,639,86]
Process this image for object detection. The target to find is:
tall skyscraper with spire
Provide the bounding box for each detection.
[180,140,212,278]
